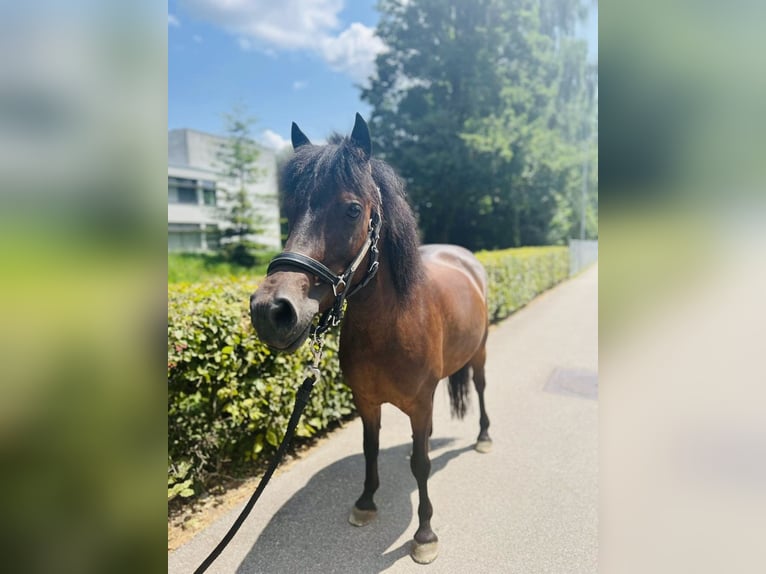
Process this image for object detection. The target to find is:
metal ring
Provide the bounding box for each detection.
[333,278,346,296]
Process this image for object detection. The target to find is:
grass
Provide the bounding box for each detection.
[168,253,272,284]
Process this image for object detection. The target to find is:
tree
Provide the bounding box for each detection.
[543,16,598,243]
[216,105,267,267]
[362,0,597,249]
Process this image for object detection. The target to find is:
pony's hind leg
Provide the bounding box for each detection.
[349,402,381,527]
[471,344,492,453]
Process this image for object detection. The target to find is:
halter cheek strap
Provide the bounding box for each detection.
[266,210,382,335]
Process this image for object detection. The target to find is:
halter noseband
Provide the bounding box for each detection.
[266,210,382,336]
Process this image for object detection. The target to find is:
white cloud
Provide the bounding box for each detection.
[180,0,385,83]
[292,80,308,91]
[168,14,180,27]
[260,129,291,151]
[181,0,342,49]
[319,23,386,83]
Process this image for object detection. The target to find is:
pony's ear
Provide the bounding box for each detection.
[350,113,372,160]
[291,122,311,149]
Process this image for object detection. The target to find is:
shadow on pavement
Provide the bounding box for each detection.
[236,438,474,574]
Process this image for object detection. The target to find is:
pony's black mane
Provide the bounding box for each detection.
[280,134,424,297]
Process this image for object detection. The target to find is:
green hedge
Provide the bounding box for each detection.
[167,278,351,502]
[477,246,569,322]
[167,246,568,501]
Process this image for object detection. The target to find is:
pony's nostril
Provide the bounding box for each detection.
[269,298,296,329]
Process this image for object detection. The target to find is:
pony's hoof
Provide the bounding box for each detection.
[475,439,493,453]
[411,539,439,564]
[349,506,377,527]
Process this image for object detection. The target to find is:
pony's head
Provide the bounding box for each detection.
[250,114,382,351]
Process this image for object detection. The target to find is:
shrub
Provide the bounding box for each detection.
[167,278,351,502]
[168,246,569,501]
[476,246,569,322]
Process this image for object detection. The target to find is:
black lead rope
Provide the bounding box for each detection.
[193,373,318,574]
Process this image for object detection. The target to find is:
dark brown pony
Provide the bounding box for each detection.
[250,114,491,564]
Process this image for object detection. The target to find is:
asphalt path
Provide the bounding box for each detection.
[170,264,598,574]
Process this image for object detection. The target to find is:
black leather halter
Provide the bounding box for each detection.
[266,210,381,335]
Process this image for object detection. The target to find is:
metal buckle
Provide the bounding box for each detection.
[332,278,346,297]
[310,331,325,375]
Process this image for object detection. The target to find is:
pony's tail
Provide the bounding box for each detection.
[448,364,471,419]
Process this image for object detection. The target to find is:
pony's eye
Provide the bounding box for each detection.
[346,203,362,219]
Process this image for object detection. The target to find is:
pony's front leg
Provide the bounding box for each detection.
[349,402,381,527]
[409,404,439,564]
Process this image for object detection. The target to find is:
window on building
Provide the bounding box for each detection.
[201,180,217,206]
[168,223,203,251]
[205,225,221,250]
[177,187,198,204]
[168,177,199,204]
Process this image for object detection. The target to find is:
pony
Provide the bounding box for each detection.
[250,113,491,564]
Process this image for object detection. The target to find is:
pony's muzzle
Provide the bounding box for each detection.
[250,279,318,352]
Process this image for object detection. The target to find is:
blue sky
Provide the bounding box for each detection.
[169,0,598,150]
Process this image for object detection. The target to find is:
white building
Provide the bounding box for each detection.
[168,128,281,252]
